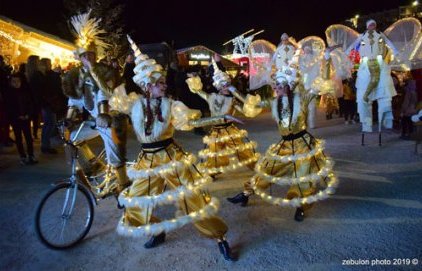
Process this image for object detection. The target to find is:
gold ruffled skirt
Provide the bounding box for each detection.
[198,123,259,175]
[116,140,227,238]
[245,131,338,207]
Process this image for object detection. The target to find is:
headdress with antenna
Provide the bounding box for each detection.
[211,58,231,89]
[70,9,109,57]
[127,35,164,90]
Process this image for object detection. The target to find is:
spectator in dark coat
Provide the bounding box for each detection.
[25,55,43,140]
[400,75,418,140]
[4,73,38,164]
[39,58,60,154]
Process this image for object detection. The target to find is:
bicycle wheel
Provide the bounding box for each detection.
[35,182,94,249]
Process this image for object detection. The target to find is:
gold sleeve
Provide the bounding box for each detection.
[185,76,209,101]
[322,58,332,80]
[242,94,263,117]
[171,100,202,131]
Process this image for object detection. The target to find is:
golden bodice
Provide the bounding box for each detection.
[270,89,314,136]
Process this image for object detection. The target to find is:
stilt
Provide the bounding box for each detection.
[378,119,382,147]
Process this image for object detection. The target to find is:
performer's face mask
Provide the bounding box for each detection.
[367,23,376,31]
[275,82,287,96]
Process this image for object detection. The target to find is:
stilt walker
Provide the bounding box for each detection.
[345,19,398,146]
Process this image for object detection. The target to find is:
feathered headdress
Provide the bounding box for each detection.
[211,58,231,89]
[127,35,164,90]
[70,9,109,57]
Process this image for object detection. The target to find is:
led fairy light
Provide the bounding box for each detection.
[255,159,334,185]
[127,154,196,179]
[118,176,213,209]
[264,140,325,163]
[199,153,260,175]
[198,141,258,158]
[109,87,139,115]
[252,172,338,207]
[116,197,220,237]
[203,129,248,144]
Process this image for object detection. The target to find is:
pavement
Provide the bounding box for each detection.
[0,109,421,271]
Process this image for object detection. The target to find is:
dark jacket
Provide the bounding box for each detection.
[41,70,66,112]
[4,81,34,122]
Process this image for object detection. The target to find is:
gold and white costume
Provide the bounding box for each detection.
[345,20,398,132]
[113,37,228,239]
[244,66,338,207]
[186,62,261,176]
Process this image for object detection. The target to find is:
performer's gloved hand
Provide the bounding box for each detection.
[363,94,370,103]
[96,113,112,128]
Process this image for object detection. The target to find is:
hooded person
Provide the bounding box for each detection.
[345,19,398,133]
[62,10,129,196]
[227,60,338,222]
[185,58,261,177]
[108,36,237,261]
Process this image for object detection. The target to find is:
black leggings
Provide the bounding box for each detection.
[343,100,356,121]
[11,119,34,158]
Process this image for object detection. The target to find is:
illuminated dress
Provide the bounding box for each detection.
[185,60,261,176]
[228,62,338,222]
[112,36,236,261]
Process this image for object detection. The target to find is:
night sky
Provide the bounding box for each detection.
[1,0,409,51]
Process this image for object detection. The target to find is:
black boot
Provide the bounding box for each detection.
[294,207,305,222]
[218,240,237,261]
[227,192,249,207]
[144,232,166,249]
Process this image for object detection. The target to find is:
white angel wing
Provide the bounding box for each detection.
[248,39,276,90]
[297,36,326,52]
[297,36,326,90]
[384,17,422,69]
[325,24,359,51]
[330,49,353,80]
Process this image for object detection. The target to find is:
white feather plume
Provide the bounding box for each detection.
[70,9,109,52]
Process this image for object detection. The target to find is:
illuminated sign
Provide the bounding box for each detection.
[190,53,210,60]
